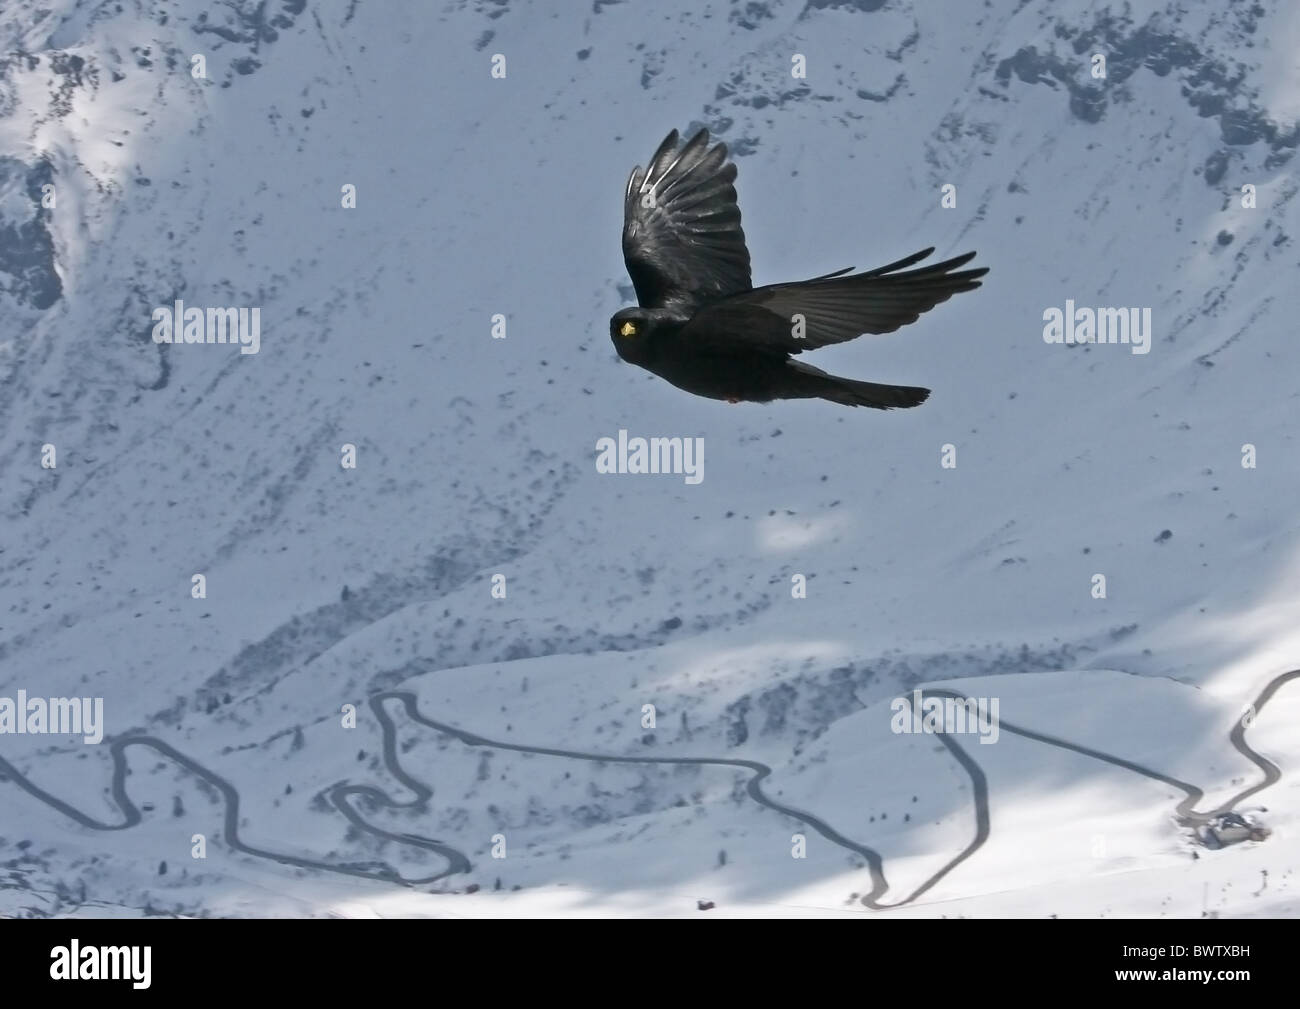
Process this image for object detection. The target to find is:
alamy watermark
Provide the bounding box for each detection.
[151,300,261,355]
[50,941,150,989]
[595,430,703,485]
[890,689,1000,744]
[0,690,104,744]
[1043,300,1151,355]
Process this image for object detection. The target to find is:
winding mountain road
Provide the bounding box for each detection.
[1,668,1295,911]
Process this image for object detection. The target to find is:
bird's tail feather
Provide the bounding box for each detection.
[788,361,929,410]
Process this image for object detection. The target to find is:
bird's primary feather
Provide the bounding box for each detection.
[679,248,988,353]
[622,129,752,313]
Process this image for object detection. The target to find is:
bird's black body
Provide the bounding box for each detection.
[611,129,988,409]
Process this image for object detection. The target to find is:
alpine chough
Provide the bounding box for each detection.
[611,128,987,409]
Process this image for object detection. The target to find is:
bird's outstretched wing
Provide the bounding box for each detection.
[622,129,752,313]
[679,248,987,353]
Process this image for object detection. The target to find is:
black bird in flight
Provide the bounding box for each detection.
[611,129,987,408]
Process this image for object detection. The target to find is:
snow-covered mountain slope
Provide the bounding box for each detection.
[1,0,1297,917]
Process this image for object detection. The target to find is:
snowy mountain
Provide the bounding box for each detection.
[1,0,1297,917]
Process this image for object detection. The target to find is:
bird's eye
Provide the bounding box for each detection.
[619,321,637,337]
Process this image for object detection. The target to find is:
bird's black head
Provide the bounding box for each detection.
[610,307,658,365]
